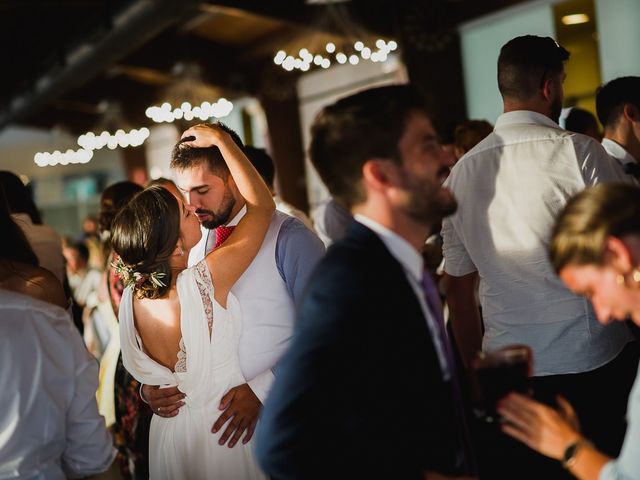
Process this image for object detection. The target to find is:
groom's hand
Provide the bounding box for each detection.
[143,385,185,418]
[212,383,261,448]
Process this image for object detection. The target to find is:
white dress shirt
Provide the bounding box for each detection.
[442,110,632,376]
[0,289,115,479]
[602,137,640,185]
[355,214,451,380]
[11,213,65,284]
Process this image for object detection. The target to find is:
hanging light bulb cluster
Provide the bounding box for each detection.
[34,148,93,167]
[32,127,151,167]
[274,38,398,72]
[145,98,234,123]
[77,128,150,151]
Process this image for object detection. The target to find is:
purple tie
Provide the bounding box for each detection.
[421,272,454,371]
[421,271,475,474]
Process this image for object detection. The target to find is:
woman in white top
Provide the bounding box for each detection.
[111,123,273,479]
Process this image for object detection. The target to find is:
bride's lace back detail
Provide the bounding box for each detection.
[174,261,215,373]
[175,339,187,373]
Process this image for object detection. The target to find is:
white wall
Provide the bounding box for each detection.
[595,0,640,81]
[296,54,407,210]
[459,1,557,123]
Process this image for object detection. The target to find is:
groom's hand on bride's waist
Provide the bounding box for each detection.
[142,385,186,418]
[212,383,261,448]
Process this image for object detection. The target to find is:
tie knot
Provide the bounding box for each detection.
[213,225,235,250]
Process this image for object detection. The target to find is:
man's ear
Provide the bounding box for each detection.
[362,159,396,191]
[541,77,555,103]
[623,104,640,124]
[605,236,634,273]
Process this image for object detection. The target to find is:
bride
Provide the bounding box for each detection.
[111,123,272,479]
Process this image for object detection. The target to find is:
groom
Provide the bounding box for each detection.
[144,123,325,448]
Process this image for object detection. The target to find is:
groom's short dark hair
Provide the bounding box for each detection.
[170,122,244,179]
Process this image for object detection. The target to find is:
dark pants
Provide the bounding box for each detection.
[473,341,639,480]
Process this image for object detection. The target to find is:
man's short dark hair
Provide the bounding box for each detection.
[596,76,640,129]
[170,122,244,179]
[498,35,570,100]
[309,84,428,208]
[244,146,275,188]
[565,107,598,134]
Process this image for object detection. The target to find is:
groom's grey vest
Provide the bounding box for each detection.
[233,211,295,381]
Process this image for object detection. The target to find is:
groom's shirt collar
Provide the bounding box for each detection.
[225,204,247,227]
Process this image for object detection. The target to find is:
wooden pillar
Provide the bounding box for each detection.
[259,90,309,213]
[396,4,468,141]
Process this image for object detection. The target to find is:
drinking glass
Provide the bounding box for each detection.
[471,344,532,423]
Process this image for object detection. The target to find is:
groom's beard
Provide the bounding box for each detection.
[197,190,236,230]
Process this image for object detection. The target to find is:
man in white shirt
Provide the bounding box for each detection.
[256,85,474,479]
[0,289,116,479]
[596,76,640,184]
[443,35,636,478]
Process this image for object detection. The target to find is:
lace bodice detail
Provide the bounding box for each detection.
[174,261,214,373]
[175,338,187,373]
[195,260,215,336]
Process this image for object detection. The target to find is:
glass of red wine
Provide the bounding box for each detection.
[471,344,532,423]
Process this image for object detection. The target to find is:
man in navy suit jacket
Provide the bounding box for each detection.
[256,85,475,479]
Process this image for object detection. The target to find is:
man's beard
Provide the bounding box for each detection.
[550,95,563,124]
[198,188,236,229]
[401,168,457,225]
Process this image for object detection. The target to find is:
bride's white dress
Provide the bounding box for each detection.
[119,260,267,480]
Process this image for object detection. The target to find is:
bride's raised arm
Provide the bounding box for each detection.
[179,123,275,306]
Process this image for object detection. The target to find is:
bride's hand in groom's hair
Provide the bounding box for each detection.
[180,123,227,148]
[143,385,185,418]
[211,383,261,448]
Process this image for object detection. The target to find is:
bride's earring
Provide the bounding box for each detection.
[631,268,640,287]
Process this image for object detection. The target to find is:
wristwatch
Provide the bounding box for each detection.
[562,438,592,469]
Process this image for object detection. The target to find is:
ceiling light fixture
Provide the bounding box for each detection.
[77,127,150,151]
[33,127,151,167]
[34,148,93,167]
[561,13,590,25]
[273,1,398,73]
[145,98,233,123]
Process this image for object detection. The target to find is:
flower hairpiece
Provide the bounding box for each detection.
[112,255,167,291]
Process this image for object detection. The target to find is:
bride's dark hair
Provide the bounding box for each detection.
[111,186,180,299]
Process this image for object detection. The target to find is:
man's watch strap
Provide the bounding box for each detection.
[561,438,592,469]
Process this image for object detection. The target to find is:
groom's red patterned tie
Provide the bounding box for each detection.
[212,226,235,251]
